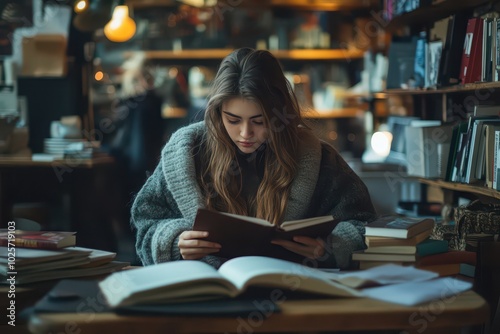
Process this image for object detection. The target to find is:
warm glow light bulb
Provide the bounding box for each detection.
[371,131,393,157]
[74,0,88,13]
[94,71,104,81]
[104,5,136,42]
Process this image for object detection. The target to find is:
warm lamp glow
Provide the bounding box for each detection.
[74,0,88,13]
[94,71,104,81]
[104,5,136,42]
[371,131,393,157]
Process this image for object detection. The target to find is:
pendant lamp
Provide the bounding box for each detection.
[104,1,136,42]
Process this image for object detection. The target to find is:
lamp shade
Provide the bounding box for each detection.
[104,5,136,42]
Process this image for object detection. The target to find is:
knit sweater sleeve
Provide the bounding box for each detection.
[131,162,189,265]
[131,159,223,268]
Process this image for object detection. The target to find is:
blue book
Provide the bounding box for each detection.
[416,239,449,257]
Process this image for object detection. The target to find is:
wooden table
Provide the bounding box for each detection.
[28,290,488,334]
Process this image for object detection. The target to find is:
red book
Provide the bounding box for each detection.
[0,230,76,249]
[416,250,477,266]
[459,18,484,84]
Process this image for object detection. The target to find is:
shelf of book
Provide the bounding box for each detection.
[380,81,500,96]
[302,108,365,119]
[132,49,365,61]
[418,179,500,200]
[130,0,379,11]
[385,0,492,32]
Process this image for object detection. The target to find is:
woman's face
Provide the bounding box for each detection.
[221,98,268,154]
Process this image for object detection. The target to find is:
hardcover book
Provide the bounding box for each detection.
[364,216,435,239]
[98,256,362,307]
[365,239,449,256]
[365,228,433,248]
[0,230,76,249]
[192,208,339,260]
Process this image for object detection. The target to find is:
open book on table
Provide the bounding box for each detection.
[192,208,339,260]
[98,256,361,308]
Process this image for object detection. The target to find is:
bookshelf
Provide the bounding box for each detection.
[419,179,500,201]
[130,49,365,61]
[379,0,500,203]
[386,0,493,32]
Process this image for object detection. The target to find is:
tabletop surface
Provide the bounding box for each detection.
[28,290,489,334]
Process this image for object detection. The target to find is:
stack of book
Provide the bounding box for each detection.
[353,216,452,274]
[0,230,129,284]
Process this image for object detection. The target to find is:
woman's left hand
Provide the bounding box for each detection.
[271,236,325,259]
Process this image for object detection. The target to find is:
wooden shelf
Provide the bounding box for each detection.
[134,49,365,61]
[129,0,379,11]
[381,81,500,96]
[302,108,364,118]
[271,0,379,11]
[385,0,492,32]
[418,179,500,200]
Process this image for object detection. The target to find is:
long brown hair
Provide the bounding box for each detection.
[200,48,307,225]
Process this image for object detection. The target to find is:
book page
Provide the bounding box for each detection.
[280,215,334,231]
[218,256,361,298]
[219,212,272,226]
[99,261,239,307]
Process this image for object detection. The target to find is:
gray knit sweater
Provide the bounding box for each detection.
[131,122,376,269]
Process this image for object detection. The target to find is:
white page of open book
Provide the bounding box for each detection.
[218,256,362,298]
[99,261,238,307]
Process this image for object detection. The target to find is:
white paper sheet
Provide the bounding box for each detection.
[361,277,472,306]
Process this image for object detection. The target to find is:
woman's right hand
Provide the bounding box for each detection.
[178,231,221,260]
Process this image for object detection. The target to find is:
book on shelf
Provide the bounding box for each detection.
[365,228,433,248]
[192,208,339,260]
[438,13,468,87]
[404,122,452,178]
[98,256,362,308]
[365,239,449,256]
[364,216,435,239]
[459,17,483,84]
[0,230,76,249]
[485,124,500,187]
[495,130,500,190]
[425,39,443,88]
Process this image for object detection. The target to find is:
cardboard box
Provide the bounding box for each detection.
[22,34,67,77]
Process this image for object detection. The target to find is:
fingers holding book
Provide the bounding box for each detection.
[271,236,325,259]
[178,231,222,260]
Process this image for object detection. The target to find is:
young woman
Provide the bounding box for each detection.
[131,48,376,269]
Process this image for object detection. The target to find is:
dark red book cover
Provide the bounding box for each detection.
[0,230,76,249]
[459,18,484,84]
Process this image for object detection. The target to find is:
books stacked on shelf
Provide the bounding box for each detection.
[354,216,451,272]
[0,230,129,284]
[446,107,500,186]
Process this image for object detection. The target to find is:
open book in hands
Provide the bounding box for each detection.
[192,208,340,260]
[98,256,361,308]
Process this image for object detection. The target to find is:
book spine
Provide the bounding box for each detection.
[0,238,58,249]
[494,131,500,189]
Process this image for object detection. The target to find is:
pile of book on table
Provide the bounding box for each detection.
[0,230,129,284]
[353,216,474,277]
